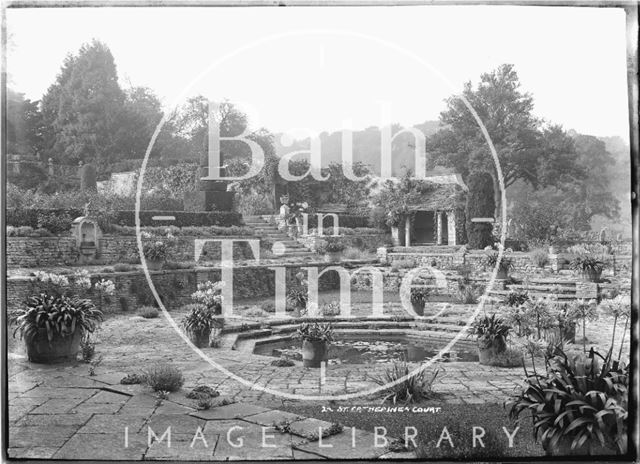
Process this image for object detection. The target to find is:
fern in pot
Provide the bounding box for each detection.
[296,322,334,368]
[9,292,103,363]
[468,314,511,365]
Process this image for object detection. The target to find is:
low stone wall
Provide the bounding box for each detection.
[297,234,388,252]
[6,262,342,314]
[381,248,632,277]
[6,235,259,267]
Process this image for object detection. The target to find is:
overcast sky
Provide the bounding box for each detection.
[5,5,630,140]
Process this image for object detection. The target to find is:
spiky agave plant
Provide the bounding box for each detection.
[9,292,103,345]
[507,348,628,455]
[372,360,441,404]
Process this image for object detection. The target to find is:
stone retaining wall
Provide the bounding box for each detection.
[7,235,259,267]
[296,234,388,252]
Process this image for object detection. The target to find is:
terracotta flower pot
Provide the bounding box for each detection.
[301,339,329,368]
[26,330,83,364]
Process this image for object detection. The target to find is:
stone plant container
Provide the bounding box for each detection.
[477,338,507,365]
[145,259,163,271]
[301,339,329,368]
[324,251,342,263]
[26,330,83,363]
[188,330,210,348]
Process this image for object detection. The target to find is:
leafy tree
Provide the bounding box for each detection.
[41,40,126,167]
[80,163,98,192]
[428,64,580,191]
[465,171,495,248]
[6,88,44,157]
[116,86,163,159]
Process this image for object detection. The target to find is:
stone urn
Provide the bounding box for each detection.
[26,330,83,363]
[301,339,329,368]
[324,251,342,263]
[188,330,210,348]
[145,259,163,271]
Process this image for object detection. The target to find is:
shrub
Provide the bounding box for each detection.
[120,373,145,385]
[286,287,308,310]
[181,304,220,337]
[271,358,295,367]
[390,259,415,271]
[321,301,341,317]
[185,385,219,400]
[113,210,242,227]
[456,284,481,304]
[317,238,346,254]
[138,306,159,319]
[372,361,441,404]
[80,335,96,362]
[36,211,73,234]
[113,263,136,272]
[143,363,184,392]
[504,290,529,307]
[163,261,194,270]
[243,306,270,318]
[260,302,276,313]
[484,347,522,367]
[529,248,549,268]
[342,247,375,260]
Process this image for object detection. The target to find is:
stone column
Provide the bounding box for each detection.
[447,212,457,246]
[436,212,444,245]
[391,226,401,246]
[405,216,411,247]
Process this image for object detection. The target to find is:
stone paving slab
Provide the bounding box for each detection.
[9,425,79,449]
[15,412,93,427]
[211,422,295,460]
[78,414,150,434]
[288,418,337,440]
[144,433,220,460]
[53,433,148,460]
[8,446,60,459]
[243,409,305,427]
[190,403,270,420]
[293,427,388,460]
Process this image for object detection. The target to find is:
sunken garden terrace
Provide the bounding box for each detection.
[7,200,633,460]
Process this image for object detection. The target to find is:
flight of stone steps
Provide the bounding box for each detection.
[488,278,581,303]
[242,215,316,261]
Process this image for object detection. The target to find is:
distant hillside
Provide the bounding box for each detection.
[274,120,441,176]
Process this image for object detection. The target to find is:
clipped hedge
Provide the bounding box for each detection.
[306,214,370,229]
[7,208,83,230]
[7,208,243,230]
[113,210,243,227]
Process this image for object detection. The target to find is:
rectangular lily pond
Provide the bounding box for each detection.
[253,334,479,365]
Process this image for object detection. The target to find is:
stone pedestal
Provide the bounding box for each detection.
[184,166,234,212]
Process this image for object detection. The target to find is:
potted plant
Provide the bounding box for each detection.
[410,286,430,316]
[318,238,345,262]
[296,322,334,368]
[484,252,513,279]
[507,349,628,456]
[570,255,605,282]
[181,304,219,348]
[142,240,170,270]
[468,314,511,365]
[9,292,103,363]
